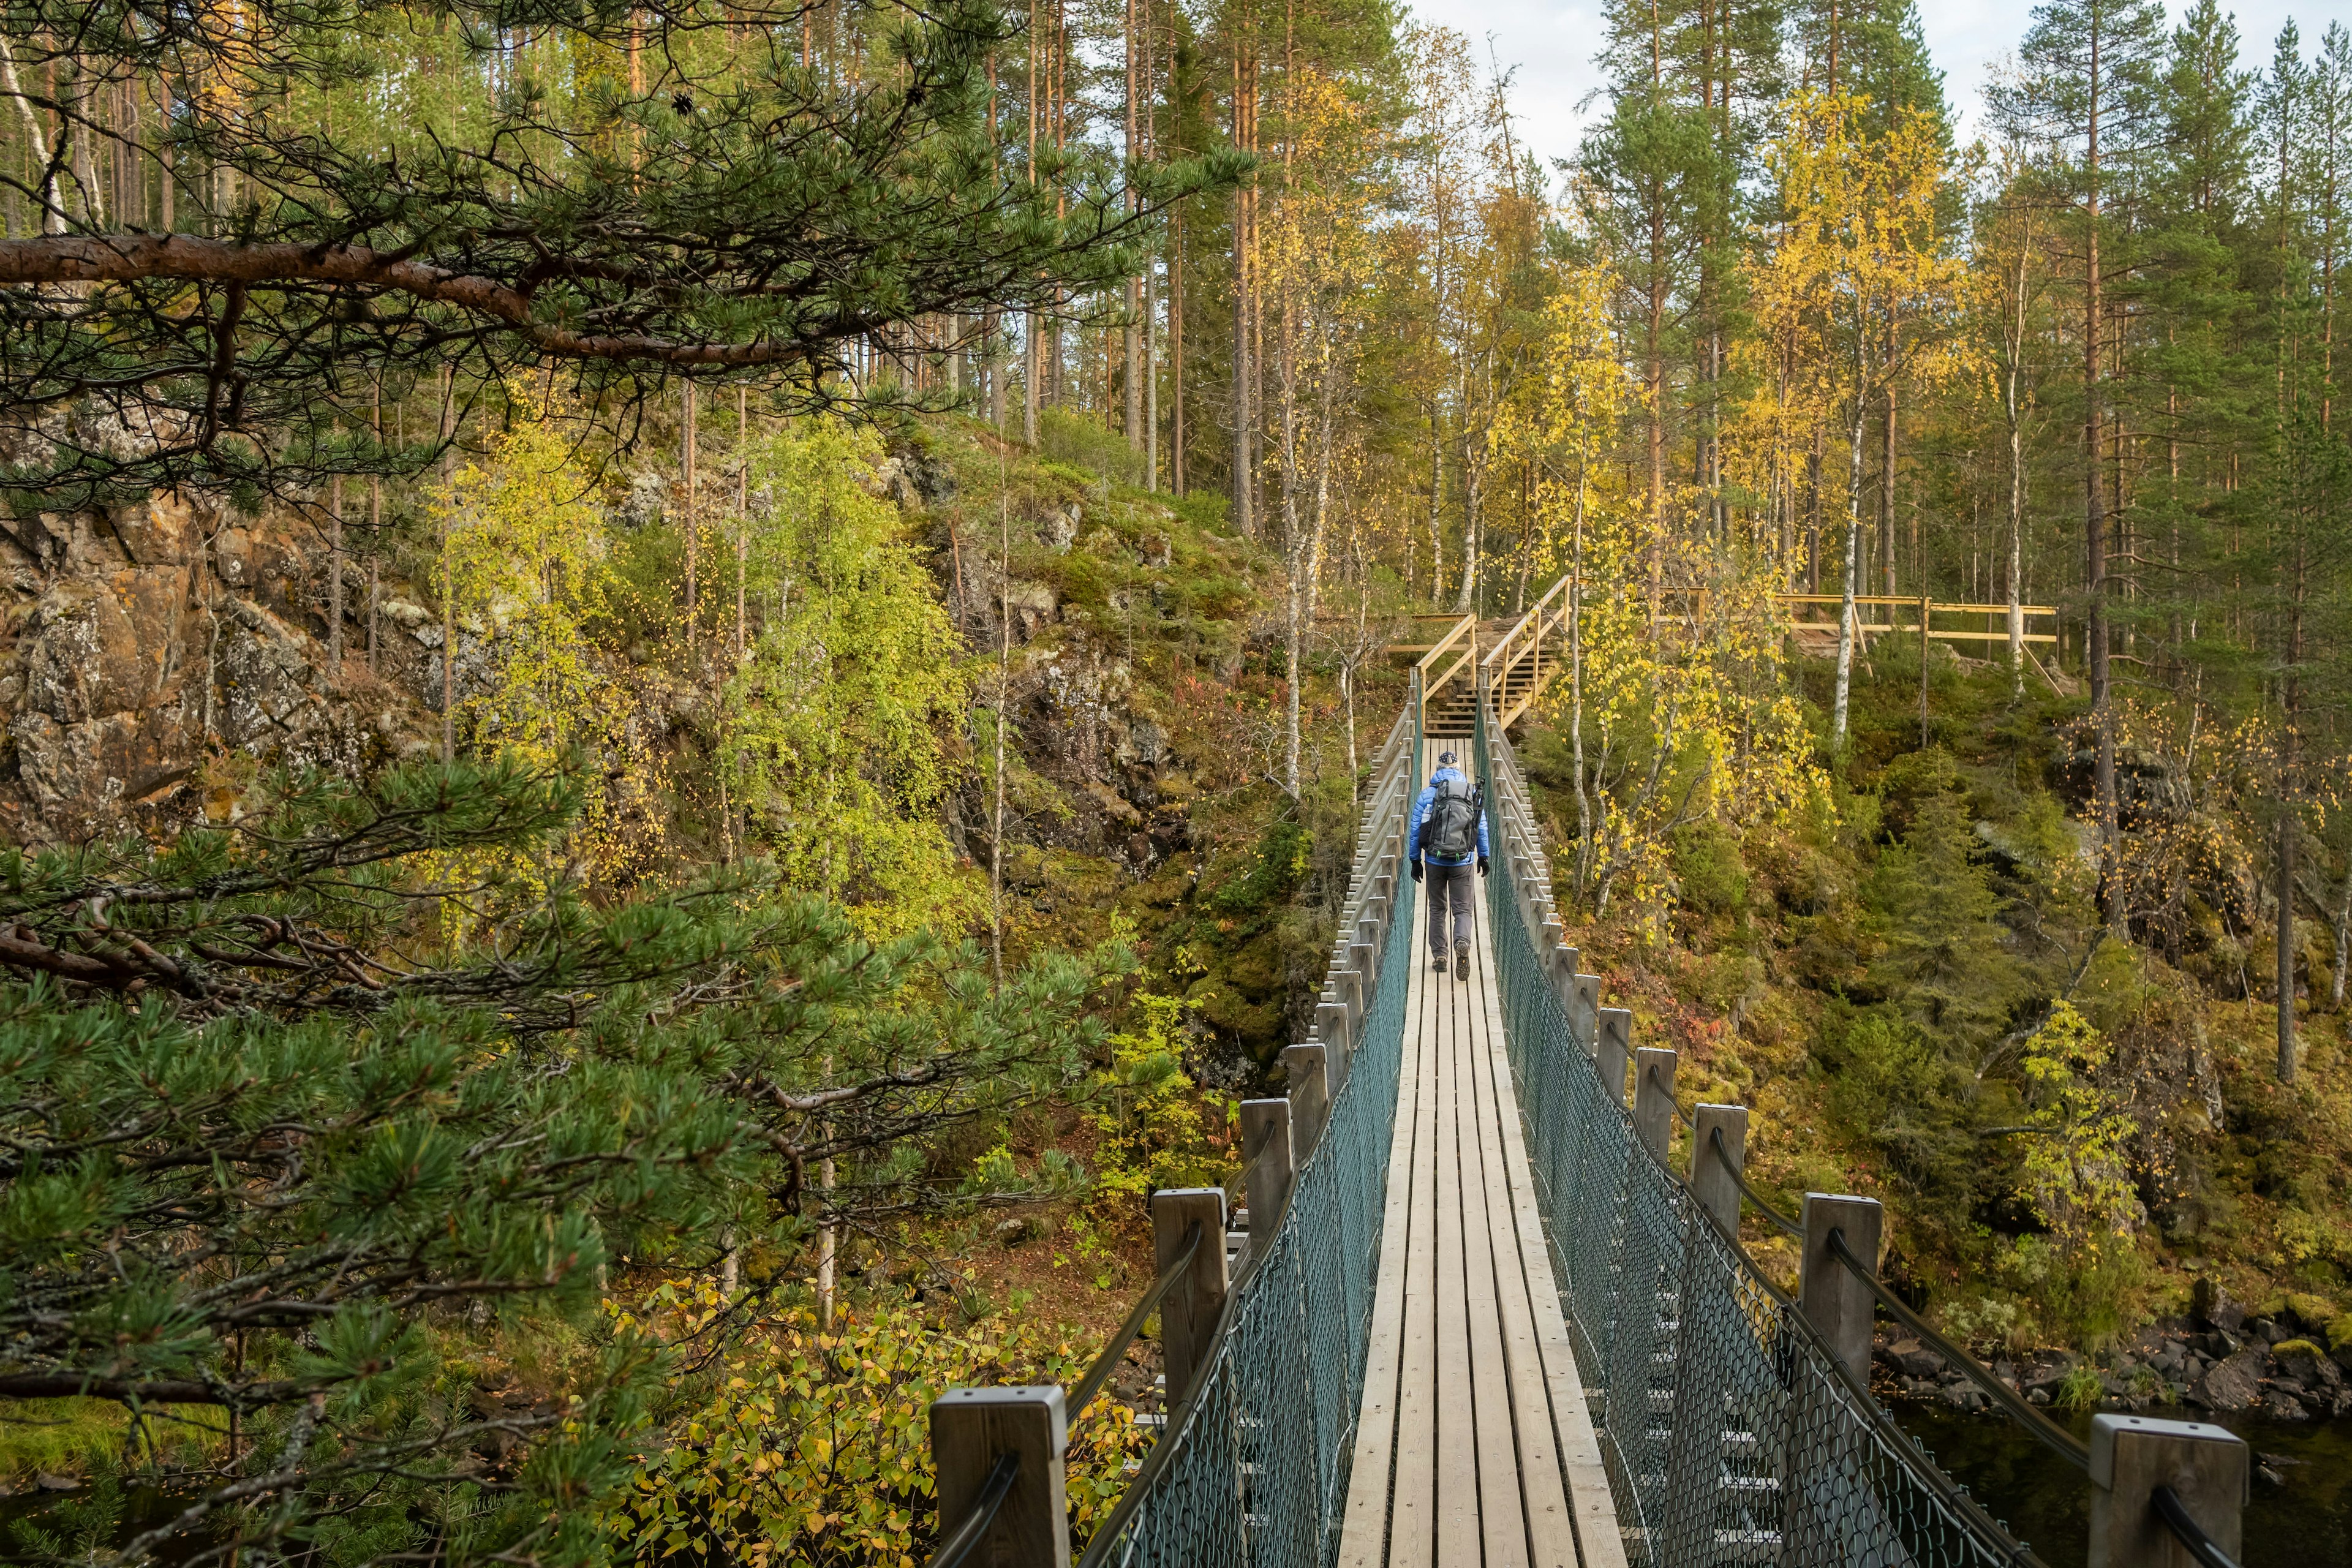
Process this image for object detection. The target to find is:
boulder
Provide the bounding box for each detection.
[2193,1277,2245,1334]
[2274,1340,2339,1390]
[1888,1340,1946,1381]
[2190,1348,2267,1412]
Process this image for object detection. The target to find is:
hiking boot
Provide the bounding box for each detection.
[1455,949,1470,981]
[1431,956,1448,973]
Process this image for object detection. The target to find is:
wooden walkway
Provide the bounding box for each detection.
[1338,818,1626,1568]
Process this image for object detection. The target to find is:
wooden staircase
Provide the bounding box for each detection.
[1415,577,1572,739]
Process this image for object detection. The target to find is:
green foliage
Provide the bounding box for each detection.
[2015,1002,2139,1245]
[437,389,616,765]
[1670,820,1750,919]
[0,757,1128,1567]
[0,0,1246,503]
[2053,1365,2106,1414]
[1038,407,1149,490]
[725,419,982,937]
[1813,1001,1978,1213]
[1088,992,1238,1210]
[1207,816,1314,915]
[614,1286,1146,1568]
[1861,792,2029,1056]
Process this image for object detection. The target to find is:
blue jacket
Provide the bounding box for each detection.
[1408,767,1489,866]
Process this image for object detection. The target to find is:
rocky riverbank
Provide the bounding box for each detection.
[1874,1283,2352,1425]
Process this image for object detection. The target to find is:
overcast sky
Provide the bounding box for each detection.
[1407,0,2326,170]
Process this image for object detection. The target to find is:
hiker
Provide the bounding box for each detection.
[1408,749,1489,980]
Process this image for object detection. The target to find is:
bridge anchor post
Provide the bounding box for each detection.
[1281,1044,1330,1155]
[1240,1098,1294,1251]
[928,1386,1071,1568]
[1631,1047,1677,1161]
[1152,1188,1231,1409]
[2087,1413,2247,1568]
[1798,1193,1882,1388]
[1594,1008,1632,1106]
[1688,1104,1748,1239]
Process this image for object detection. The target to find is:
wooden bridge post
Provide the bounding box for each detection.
[1571,973,1602,1050]
[1240,1099,1294,1251]
[1328,968,1364,1032]
[929,1386,1071,1568]
[1688,1104,1748,1240]
[1630,1046,1677,1161]
[1315,1000,1354,1082]
[1281,1044,1329,1155]
[1594,1008,1632,1106]
[1152,1188,1230,1408]
[2087,1414,2247,1568]
[1798,1194,1882,1387]
[1552,944,1583,1029]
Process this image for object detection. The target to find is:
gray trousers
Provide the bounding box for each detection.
[1425,861,1476,953]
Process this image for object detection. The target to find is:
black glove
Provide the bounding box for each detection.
[1410,858,1424,884]
[1477,855,1490,877]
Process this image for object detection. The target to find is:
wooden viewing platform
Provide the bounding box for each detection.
[1339,752,1627,1568]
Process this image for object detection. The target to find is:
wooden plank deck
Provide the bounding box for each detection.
[1338,784,1626,1568]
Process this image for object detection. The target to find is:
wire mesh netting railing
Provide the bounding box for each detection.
[1074,694,1423,1568]
[1470,691,2046,1568]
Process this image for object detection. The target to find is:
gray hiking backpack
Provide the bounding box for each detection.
[1425,777,1481,861]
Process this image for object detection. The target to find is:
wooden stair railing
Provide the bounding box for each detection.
[1414,610,1479,725]
[1479,575,1572,730]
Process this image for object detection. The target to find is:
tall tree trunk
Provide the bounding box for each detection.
[684,380,699,673]
[1123,0,1142,454]
[2086,31,2120,930]
[327,475,344,682]
[1831,398,1866,751]
[1230,40,1254,538]
[1453,435,1481,613]
[1880,375,1898,594]
[1425,420,1444,605]
[2332,858,2351,1011]
[439,368,456,762]
[2005,238,2029,698]
[1172,210,1185,492]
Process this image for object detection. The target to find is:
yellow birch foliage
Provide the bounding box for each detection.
[1517,259,1823,930]
[429,385,654,886]
[723,418,983,938]
[2016,1002,2139,1246]
[613,1283,1145,1568]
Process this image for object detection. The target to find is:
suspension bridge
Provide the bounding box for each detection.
[924,592,2252,1568]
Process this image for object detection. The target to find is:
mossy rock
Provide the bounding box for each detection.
[2282,1292,2339,1336]
[2329,1316,2352,1354]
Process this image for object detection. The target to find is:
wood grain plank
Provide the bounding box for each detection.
[1339,849,1434,1568]
[1474,900,1631,1568]
[1432,930,1480,1567]
[1456,908,1532,1568]
[1387,876,1443,1568]
[1466,893,1578,1568]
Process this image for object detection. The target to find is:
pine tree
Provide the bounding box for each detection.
[0,0,1245,505]
[0,758,1120,1568]
[1991,0,2169,931]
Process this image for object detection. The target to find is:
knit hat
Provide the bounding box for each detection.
[1437,750,1456,765]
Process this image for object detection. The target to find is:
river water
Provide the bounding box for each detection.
[1894,1400,2352,1567]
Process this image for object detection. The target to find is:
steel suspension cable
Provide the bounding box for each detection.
[1066,1220,1202,1423]
[926,1452,1019,1568]
[1824,1227,2090,1472]
[2151,1484,2246,1568]
[1708,1123,1803,1238]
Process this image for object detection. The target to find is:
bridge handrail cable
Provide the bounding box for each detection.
[1474,687,2056,1568]
[1066,681,1427,1568]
